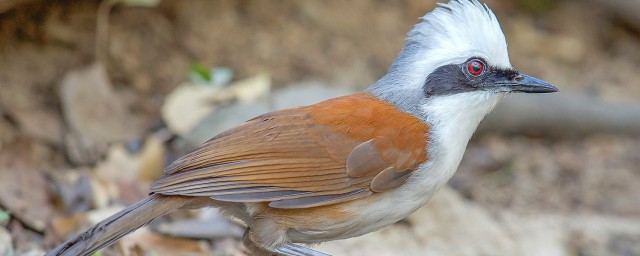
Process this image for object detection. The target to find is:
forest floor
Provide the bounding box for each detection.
[0,0,639,255]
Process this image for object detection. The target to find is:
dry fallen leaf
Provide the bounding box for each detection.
[60,63,141,164]
[161,83,222,135]
[162,73,271,135]
[136,135,166,182]
[226,73,271,103]
[46,213,86,245]
[9,108,64,145]
[95,144,144,182]
[93,134,167,204]
[0,168,53,232]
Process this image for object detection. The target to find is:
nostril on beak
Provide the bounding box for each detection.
[514,75,524,82]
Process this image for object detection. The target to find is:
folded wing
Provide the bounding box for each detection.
[150,93,429,209]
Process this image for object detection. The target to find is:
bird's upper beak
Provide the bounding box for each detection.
[492,73,558,93]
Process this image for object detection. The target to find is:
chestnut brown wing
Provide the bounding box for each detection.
[150,93,429,209]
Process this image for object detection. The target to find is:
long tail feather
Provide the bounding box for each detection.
[46,194,193,256]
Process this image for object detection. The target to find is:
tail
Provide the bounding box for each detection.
[46,194,193,256]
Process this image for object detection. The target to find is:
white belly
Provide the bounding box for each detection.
[287,160,456,243]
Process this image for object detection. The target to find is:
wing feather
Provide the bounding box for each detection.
[151,93,429,208]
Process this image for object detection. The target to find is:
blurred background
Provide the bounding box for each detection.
[1,0,640,255]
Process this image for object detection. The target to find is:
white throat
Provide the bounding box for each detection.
[421,91,502,182]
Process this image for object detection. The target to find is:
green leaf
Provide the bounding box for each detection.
[120,0,161,7]
[0,211,9,222]
[190,63,212,82]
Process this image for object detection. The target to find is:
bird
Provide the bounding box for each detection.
[47,1,557,256]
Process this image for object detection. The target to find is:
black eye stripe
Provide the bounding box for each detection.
[423,58,518,97]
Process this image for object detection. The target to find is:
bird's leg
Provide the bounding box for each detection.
[242,228,331,256]
[273,243,332,256]
[242,228,273,256]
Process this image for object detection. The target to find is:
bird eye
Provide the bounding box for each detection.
[466,59,485,76]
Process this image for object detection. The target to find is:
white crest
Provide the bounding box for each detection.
[373,0,510,94]
[413,0,510,68]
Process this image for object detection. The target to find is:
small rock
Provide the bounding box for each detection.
[155,208,244,239]
[185,101,270,146]
[271,81,355,110]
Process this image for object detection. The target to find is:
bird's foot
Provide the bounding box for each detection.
[242,227,330,256]
[273,243,331,256]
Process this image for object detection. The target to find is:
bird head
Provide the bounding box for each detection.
[370,0,557,119]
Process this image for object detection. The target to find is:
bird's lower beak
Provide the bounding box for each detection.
[495,73,558,93]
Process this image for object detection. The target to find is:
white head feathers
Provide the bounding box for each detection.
[411,0,510,68]
[369,0,511,117]
[373,0,510,93]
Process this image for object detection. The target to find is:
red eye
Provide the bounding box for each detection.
[467,59,485,76]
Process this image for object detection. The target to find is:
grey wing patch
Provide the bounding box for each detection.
[370,167,412,192]
[268,189,372,209]
[210,187,312,202]
[346,139,388,178]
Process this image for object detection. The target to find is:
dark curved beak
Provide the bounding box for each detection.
[497,73,558,93]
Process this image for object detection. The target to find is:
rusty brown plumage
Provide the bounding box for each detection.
[150,92,430,208]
